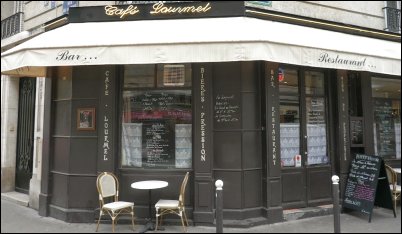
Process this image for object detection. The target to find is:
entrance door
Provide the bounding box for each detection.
[278,67,332,208]
[15,78,36,193]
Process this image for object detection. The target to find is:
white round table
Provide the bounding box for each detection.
[131,180,168,190]
[131,180,168,233]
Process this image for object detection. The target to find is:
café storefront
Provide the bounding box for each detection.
[1,1,400,225]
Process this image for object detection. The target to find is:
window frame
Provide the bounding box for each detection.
[119,64,193,170]
[370,76,401,160]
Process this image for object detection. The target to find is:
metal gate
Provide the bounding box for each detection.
[15,78,36,193]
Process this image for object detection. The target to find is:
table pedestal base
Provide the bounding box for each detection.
[139,220,154,233]
[139,220,165,233]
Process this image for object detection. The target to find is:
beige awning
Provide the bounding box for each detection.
[2,17,401,77]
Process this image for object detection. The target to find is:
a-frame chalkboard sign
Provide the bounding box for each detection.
[342,154,395,222]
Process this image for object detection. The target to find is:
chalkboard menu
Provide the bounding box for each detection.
[142,120,175,168]
[343,154,394,222]
[214,93,240,128]
[373,99,396,157]
[350,117,364,146]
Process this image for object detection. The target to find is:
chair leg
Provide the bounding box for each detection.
[155,208,159,231]
[159,213,164,228]
[112,216,115,233]
[96,211,102,232]
[183,209,189,227]
[180,214,186,232]
[155,216,159,231]
[131,207,135,231]
[394,196,397,213]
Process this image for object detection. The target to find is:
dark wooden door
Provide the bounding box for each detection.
[15,78,36,193]
[278,68,332,208]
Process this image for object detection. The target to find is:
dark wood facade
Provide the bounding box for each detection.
[37,59,401,224]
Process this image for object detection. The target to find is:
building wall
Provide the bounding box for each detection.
[1,1,15,20]
[48,66,113,222]
[29,78,46,209]
[0,76,19,192]
[23,1,63,32]
[19,1,392,35]
[1,0,400,225]
[23,1,115,32]
[252,1,386,31]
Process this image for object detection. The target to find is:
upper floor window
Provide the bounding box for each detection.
[14,1,23,13]
[384,1,401,33]
[1,2,23,39]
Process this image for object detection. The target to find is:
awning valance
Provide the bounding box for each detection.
[2,17,401,77]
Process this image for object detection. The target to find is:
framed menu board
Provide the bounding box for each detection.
[142,120,175,168]
[350,117,364,147]
[343,154,394,222]
[373,99,396,157]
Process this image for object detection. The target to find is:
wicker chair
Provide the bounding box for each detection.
[385,165,401,212]
[155,172,189,232]
[95,172,135,232]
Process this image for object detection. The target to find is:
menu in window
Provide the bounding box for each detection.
[306,97,327,165]
[142,120,175,168]
[307,97,325,124]
[373,99,396,157]
[128,91,191,122]
[350,117,364,146]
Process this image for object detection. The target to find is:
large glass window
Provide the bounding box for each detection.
[121,64,192,169]
[372,77,401,159]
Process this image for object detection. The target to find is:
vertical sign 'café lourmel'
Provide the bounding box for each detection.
[1,1,400,226]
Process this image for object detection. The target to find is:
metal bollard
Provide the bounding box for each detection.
[332,175,341,233]
[215,180,223,233]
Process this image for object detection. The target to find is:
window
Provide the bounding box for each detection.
[157,64,191,87]
[62,1,78,14]
[124,64,155,88]
[372,77,401,159]
[384,1,401,33]
[14,1,23,13]
[121,64,192,169]
[305,71,328,166]
[279,69,301,167]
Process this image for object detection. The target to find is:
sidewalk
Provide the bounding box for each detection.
[1,198,401,233]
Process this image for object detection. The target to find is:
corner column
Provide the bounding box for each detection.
[263,62,282,223]
[193,64,214,223]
